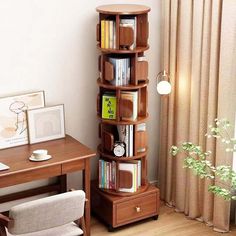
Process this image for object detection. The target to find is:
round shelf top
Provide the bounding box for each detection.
[96,4,150,15]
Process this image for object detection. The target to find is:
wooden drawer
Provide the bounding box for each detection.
[116,192,157,225]
[62,159,85,174]
[0,165,61,188]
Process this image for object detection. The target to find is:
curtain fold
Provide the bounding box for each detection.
[159,0,236,232]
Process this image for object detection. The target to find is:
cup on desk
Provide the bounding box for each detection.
[32,149,48,160]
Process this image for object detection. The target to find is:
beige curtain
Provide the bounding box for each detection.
[159,0,236,232]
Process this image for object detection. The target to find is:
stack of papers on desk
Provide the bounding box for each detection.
[0,162,10,171]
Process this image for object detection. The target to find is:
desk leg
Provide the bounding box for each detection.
[83,158,90,236]
[59,175,67,193]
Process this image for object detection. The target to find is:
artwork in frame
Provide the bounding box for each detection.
[27,104,65,144]
[0,91,45,149]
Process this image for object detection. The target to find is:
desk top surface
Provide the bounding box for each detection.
[0,135,96,177]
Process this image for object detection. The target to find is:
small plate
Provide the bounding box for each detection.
[29,155,52,162]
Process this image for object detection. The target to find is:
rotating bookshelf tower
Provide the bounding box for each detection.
[91,4,160,231]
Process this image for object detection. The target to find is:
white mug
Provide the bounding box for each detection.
[32,149,48,159]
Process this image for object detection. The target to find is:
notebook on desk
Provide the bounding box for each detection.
[0,162,10,171]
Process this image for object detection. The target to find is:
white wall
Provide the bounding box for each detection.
[0,0,161,209]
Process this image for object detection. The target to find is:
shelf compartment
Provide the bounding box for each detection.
[96,8,149,51]
[99,54,132,85]
[98,53,148,86]
[98,157,147,193]
[97,88,148,122]
[99,123,147,158]
[98,144,147,161]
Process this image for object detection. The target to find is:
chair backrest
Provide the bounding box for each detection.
[8,190,85,235]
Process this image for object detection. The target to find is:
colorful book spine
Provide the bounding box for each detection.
[99,159,101,188]
[129,125,133,156]
[99,159,116,190]
[113,21,116,49]
[109,20,113,49]
[101,20,105,48]
[105,20,109,49]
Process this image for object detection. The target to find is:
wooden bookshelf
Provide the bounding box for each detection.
[92,4,160,231]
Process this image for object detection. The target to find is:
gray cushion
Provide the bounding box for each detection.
[8,190,85,235]
[7,222,83,236]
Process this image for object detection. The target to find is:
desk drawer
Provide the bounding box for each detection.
[116,193,157,225]
[62,159,85,174]
[0,166,61,188]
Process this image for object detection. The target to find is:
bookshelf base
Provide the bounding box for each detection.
[91,180,160,230]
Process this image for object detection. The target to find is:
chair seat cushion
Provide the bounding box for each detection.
[7,222,83,236]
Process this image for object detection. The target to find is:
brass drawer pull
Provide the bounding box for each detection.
[135,206,141,212]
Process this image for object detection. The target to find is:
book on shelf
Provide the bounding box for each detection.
[120,91,138,121]
[100,20,116,49]
[118,161,141,193]
[105,20,109,49]
[120,16,137,50]
[129,125,133,156]
[101,20,105,48]
[117,125,134,157]
[99,159,116,190]
[108,57,130,86]
[102,92,116,120]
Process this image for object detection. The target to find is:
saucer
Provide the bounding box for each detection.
[29,155,52,162]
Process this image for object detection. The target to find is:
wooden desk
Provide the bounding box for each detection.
[0,135,96,236]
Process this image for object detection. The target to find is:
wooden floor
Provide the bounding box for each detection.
[91,203,236,236]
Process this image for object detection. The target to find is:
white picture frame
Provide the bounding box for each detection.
[27,104,65,144]
[0,91,45,149]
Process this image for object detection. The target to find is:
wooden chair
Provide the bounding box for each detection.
[0,190,86,236]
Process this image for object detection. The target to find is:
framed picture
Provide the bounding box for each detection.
[27,104,65,144]
[0,91,45,149]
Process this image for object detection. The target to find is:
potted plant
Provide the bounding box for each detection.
[170,118,236,200]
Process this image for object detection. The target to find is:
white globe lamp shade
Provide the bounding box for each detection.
[157,81,171,95]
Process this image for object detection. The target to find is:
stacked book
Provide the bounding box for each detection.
[118,161,141,193]
[99,159,116,189]
[100,20,116,49]
[108,57,131,86]
[120,16,137,50]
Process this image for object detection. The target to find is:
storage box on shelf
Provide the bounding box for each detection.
[92,4,160,231]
